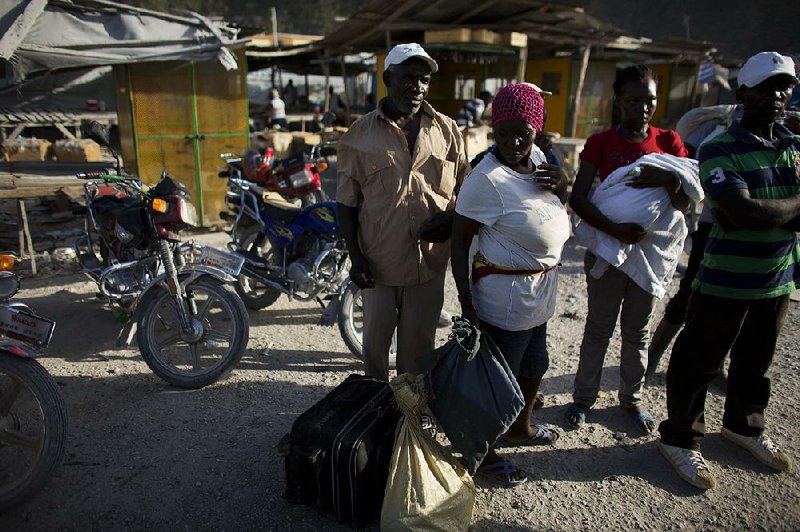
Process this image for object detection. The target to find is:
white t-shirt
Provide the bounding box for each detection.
[455,148,570,331]
[270,98,286,120]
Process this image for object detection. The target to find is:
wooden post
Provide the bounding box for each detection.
[340,57,351,125]
[570,45,592,138]
[516,45,528,83]
[17,199,36,275]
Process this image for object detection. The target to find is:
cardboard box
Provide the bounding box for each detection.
[504,32,528,48]
[53,139,102,162]
[2,138,51,161]
[460,125,490,161]
[253,130,294,159]
[424,28,471,44]
[290,131,322,155]
[471,29,501,45]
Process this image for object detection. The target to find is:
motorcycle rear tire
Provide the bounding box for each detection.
[0,355,67,512]
[137,276,249,389]
[234,225,281,310]
[337,280,396,365]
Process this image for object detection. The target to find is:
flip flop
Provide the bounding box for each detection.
[625,407,656,434]
[565,402,588,428]
[499,425,560,447]
[476,460,528,488]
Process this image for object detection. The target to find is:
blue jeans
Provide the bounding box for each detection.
[480,320,549,379]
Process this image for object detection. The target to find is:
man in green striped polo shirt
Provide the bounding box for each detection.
[658,51,800,490]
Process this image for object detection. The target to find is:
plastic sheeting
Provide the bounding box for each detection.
[0,0,245,80]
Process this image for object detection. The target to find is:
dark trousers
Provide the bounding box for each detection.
[663,222,713,324]
[658,292,790,450]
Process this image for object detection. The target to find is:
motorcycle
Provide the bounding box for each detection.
[0,253,66,512]
[219,171,376,352]
[218,112,339,210]
[73,122,249,389]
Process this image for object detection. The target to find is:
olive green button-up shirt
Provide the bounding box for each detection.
[337,100,470,286]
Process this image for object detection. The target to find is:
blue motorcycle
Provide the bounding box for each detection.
[222,177,367,356]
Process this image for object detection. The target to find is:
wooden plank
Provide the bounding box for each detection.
[0,185,86,199]
[54,123,77,140]
[9,124,25,138]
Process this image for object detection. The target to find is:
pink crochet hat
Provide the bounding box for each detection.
[491,83,545,131]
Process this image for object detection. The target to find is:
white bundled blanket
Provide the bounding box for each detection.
[572,153,703,298]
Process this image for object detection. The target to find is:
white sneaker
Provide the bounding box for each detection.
[658,442,717,490]
[721,427,794,472]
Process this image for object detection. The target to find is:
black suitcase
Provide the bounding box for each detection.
[278,374,401,527]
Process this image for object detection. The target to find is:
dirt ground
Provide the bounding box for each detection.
[0,228,798,532]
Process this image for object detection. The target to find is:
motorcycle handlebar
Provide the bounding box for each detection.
[76,171,133,182]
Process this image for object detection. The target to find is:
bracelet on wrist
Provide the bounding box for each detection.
[457,291,472,303]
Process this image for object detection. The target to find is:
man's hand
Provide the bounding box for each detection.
[418,210,454,243]
[348,254,375,289]
[609,222,647,244]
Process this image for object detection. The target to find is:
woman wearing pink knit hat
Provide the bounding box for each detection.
[451,83,570,487]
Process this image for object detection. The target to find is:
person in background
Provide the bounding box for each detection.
[283,79,298,108]
[264,89,288,130]
[566,64,690,434]
[658,51,798,490]
[336,43,470,379]
[452,83,569,487]
[457,90,493,127]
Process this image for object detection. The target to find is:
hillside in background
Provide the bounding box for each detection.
[582,0,796,62]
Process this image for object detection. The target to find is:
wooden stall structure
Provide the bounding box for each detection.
[314,0,714,148]
[114,46,249,227]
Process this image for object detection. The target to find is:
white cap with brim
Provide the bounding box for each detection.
[737,51,798,88]
[384,43,438,73]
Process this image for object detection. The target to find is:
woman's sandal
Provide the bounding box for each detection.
[565,402,588,429]
[476,460,528,488]
[625,407,656,434]
[499,425,559,447]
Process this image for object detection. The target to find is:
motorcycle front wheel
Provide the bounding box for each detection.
[137,276,249,389]
[234,225,282,310]
[337,280,396,364]
[0,355,67,512]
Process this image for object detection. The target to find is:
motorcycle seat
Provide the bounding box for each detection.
[260,193,301,224]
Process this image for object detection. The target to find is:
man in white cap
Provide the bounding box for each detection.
[658,51,799,490]
[336,43,469,379]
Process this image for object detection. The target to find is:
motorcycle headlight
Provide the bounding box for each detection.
[179,199,198,227]
[289,169,313,188]
[114,222,134,243]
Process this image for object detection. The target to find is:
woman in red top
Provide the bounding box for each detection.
[566,65,690,433]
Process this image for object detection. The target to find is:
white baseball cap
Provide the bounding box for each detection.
[737,51,798,88]
[384,43,438,73]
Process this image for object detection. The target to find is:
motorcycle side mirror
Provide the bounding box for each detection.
[321,111,336,128]
[81,121,110,147]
